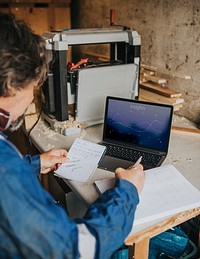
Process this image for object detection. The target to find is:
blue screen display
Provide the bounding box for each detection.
[104,98,173,152]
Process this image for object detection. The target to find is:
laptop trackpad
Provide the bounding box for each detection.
[98,156,133,172]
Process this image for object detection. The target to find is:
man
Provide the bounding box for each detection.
[0,12,145,259]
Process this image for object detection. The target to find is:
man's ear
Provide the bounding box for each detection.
[4,77,17,97]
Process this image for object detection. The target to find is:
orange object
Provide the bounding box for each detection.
[69,58,89,71]
[110,9,115,26]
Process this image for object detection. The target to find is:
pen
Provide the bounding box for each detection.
[129,156,142,169]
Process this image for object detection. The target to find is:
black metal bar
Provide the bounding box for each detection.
[52,50,68,121]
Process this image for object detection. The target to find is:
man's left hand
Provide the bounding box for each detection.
[40,148,68,174]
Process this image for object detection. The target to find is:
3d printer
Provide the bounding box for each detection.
[42,27,141,134]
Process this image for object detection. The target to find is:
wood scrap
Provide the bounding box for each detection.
[173,104,183,112]
[139,89,184,106]
[139,66,184,112]
[140,69,155,76]
[140,81,182,98]
[139,89,183,111]
[141,64,192,80]
[142,73,167,84]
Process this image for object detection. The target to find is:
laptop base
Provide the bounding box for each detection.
[98,155,159,172]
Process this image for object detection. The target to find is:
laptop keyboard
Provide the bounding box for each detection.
[103,143,162,167]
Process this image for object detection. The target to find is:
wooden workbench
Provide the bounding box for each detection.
[125,207,200,259]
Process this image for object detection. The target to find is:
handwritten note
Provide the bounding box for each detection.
[55,138,106,182]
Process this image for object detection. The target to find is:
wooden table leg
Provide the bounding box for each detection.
[134,237,150,259]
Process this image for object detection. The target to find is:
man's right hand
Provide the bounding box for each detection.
[115,164,145,194]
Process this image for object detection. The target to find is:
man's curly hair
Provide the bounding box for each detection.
[0,12,52,97]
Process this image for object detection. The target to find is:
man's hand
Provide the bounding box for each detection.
[115,164,145,194]
[40,148,68,174]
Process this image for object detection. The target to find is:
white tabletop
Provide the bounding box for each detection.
[29,116,200,203]
[29,116,200,233]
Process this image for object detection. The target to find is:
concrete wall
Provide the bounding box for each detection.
[71,0,200,125]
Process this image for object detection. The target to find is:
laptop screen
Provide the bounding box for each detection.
[103,97,173,152]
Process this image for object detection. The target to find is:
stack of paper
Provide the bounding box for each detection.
[94,164,200,227]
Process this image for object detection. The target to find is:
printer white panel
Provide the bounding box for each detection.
[76,63,138,122]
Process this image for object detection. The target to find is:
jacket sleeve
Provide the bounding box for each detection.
[23,154,40,176]
[1,138,139,259]
[76,178,139,259]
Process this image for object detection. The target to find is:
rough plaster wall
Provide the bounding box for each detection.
[72,0,200,124]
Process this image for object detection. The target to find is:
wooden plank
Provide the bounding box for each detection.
[141,64,192,80]
[142,73,167,84]
[140,69,155,76]
[140,81,182,98]
[173,104,183,111]
[139,89,184,106]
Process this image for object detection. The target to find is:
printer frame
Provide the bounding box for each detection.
[43,28,141,122]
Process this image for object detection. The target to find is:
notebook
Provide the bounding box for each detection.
[98,96,173,171]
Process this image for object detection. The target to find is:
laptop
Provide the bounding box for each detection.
[98,96,173,171]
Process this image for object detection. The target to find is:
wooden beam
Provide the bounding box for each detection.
[140,81,182,98]
[139,89,184,106]
[141,64,191,80]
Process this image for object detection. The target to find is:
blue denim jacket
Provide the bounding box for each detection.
[0,132,139,259]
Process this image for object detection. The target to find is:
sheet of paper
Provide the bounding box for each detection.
[55,138,106,182]
[133,164,200,226]
[94,164,200,227]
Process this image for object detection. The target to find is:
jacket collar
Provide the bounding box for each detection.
[0,108,12,132]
